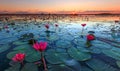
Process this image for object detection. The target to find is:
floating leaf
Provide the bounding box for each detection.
[45,49,70,64]
[63,59,81,71]
[25,51,41,62]
[87,46,101,54]
[68,47,91,61]
[13,41,28,45]
[102,48,120,61]
[81,66,93,71]
[92,40,112,49]
[4,63,20,71]
[86,59,118,71]
[21,63,38,71]
[48,64,74,71]
[0,44,10,53]
[73,38,86,47]
[116,61,120,68]
[7,50,25,59]
[56,40,71,48]
[48,35,59,41]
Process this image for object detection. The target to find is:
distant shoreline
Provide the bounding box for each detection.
[0,13,120,16]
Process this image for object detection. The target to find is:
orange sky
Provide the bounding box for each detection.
[0,0,120,14]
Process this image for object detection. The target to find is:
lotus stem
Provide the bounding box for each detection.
[41,52,48,71]
[21,61,24,67]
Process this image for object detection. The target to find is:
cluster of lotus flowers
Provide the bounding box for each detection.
[12,41,48,71]
[10,23,95,71]
[45,23,58,31]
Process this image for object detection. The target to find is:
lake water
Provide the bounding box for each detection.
[0,14,120,71]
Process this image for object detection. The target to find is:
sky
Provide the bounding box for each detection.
[0,0,120,14]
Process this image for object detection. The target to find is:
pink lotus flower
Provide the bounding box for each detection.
[33,42,47,52]
[45,24,49,29]
[81,24,86,27]
[4,25,8,29]
[55,24,58,27]
[87,34,95,41]
[12,53,25,62]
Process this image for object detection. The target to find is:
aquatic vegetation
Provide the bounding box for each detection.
[33,41,48,71]
[12,53,25,63]
[0,15,120,71]
[86,59,118,71]
[81,23,86,37]
[33,42,47,52]
[87,34,95,41]
[55,24,58,27]
[45,24,49,31]
[68,47,91,61]
[0,44,10,53]
[86,34,95,47]
[81,24,86,27]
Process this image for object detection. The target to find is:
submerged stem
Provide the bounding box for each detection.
[41,52,48,71]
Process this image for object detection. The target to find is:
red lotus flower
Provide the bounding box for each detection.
[4,25,8,29]
[87,34,95,41]
[33,42,47,52]
[45,24,49,29]
[12,53,25,62]
[81,24,86,27]
[55,24,58,27]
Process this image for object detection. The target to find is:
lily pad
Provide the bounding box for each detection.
[102,48,120,61]
[73,38,86,47]
[81,66,93,71]
[92,40,112,49]
[116,61,120,68]
[7,50,25,59]
[48,35,59,41]
[68,47,91,61]
[63,59,81,71]
[4,63,20,71]
[7,44,41,62]
[0,44,10,53]
[21,63,38,71]
[48,64,74,71]
[56,40,71,48]
[13,41,28,45]
[13,44,31,51]
[87,46,101,54]
[86,59,118,71]
[25,51,41,62]
[45,49,70,64]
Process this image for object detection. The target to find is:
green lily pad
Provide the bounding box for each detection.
[7,44,41,62]
[45,49,70,64]
[48,64,74,71]
[63,59,81,71]
[13,41,28,45]
[21,63,38,71]
[13,44,31,51]
[7,50,25,59]
[116,61,120,68]
[73,38,86,47]
[102,48,120,61]
[92,40,112,49]
[48,35,59,41]
[68,47,91,61]
[4,63,20,71]
[87,46,101,54]
[0,44,10,53]
[56,40,71,48]
[81,66,93,71]
[25,51,41,62]
[86,59,118,71]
